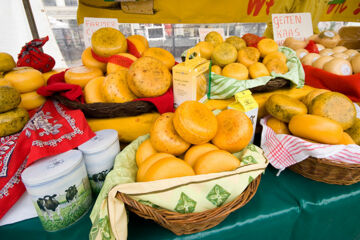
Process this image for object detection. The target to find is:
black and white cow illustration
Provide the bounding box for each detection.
[91,170,109,183]
[37,194,63,221]
[65,185,78,203]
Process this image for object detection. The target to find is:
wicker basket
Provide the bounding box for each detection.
[116,175,261,235]
[249,78,290,93]
[53,94,156,118]
[289,157,360,185]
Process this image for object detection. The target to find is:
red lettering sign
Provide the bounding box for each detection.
[247,0,274,16]
[327,0,348,14]
[354,3,360,15]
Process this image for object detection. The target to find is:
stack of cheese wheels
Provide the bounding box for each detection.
[135,101,254,182]
[4,67,46,110]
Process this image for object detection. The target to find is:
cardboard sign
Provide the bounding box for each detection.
[198,28,225,41]
[83,17,119,48]
[272,13,313,45]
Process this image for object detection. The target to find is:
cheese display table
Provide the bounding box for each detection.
[2,166,360,240]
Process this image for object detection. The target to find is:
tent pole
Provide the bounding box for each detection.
[22,0,41,40]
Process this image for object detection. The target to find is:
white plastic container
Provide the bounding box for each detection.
[78,129,120,194]
[21,150,92,232]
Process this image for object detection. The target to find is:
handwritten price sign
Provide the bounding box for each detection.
[83,17,119,48]
[272,13,313,45]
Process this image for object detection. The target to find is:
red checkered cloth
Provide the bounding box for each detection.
[0,100,95,220]
[260,116,360,173]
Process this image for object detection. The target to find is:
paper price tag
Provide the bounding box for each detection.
[198,28,225,41]
[83,17,119,48]
[272,13,313,45]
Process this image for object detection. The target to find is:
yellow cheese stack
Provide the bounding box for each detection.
[91,27,127,57]
[81,47,107,73]
[106,53,137,74]
[5,68,45,93]
[18,91,46,110]
[64,66,103,88]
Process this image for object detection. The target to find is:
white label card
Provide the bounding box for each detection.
[272,13,313,45]
[83,17,119,48]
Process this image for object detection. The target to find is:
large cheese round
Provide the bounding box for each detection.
[173,101,218,145]
[143,48,175,70]
[184,143,219,167]
[135,139,157,167]
[312,56,334,69]
[81,47,107,72]
[84,76,106,103]
[4,68,45,93]
[301,53,320,66]
[323,58,352,76]
[257,38,278,57]
[221,63,248,80]
[212,109,253,152]
[136,153,174,182]
[193,150,240,175]
[351,54,360,74]
[150,112,190,156]
[106,53,137,74]
[18,91,46,110]
[91,27,127,57]
[127,56,171,98]
[102,71,136,103]
[64,66,103,88]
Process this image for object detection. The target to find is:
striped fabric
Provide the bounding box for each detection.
[260,116,360,172]
[208,46,305,99]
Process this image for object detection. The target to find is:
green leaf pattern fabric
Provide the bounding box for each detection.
[175,193,197,213]
[206,184,231,207]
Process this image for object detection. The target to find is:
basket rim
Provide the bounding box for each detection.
[117,174,261,218]
[306,156,360,169]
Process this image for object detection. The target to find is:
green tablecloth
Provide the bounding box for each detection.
[2,167,360,240]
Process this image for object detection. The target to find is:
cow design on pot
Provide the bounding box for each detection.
[89,169,111,194]
[65,185,78,203]
[37,194,63,221]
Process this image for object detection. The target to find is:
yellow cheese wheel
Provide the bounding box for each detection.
[184,143,219,167]
[42,69,64,84]
[84,76,106,104]
[257,39,278,57]
[266,117,290,134]
[65,66,103,88]
[301,89,330,107]
[0,78,12,87]
[91,27,127,57]
[143,48,175,70]
[106,53,137,74]
[150,112,190,156]
[173,101,218,145]
[345,118,360,145]
[81,47,107,73]
[102,72,136,103]
[221,63,249,80]
[211,65,222,75]
[248,62,270,79]
[309,92,356,130]
[312,56,334,69]
[127,37,147,57]
[142,157,195,182]
[128,35,149,49]
[289,114,343,144]
[265,58,288,74]
[194,150,240,175]
[263,51,287,65]
[4,68,45,93]
[127,56,171,98]
[87,113,160,142]
[196,41,214,60]
[135,139,157,167]
[237,47,260,67]
[338,132,355,145]
[18,91,46,110]
[212,109,253,153]
[136,153,174,182]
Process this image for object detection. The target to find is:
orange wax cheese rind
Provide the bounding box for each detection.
[84,76,106,104]
[194,150,240,175]
[150,112,191,156]
[18,91,46,110]
[91,27,127,57]
[4,68,45,93]
[136,153,174,182]
[173,101,218,145]
[136,139,158,167]
[102,71,136,103]
[128,35,149,49]
[212,109,253,153]
[107,53,137,74]
[184,143,219,167]
[257,38,278,57]
[266,117,290,135]
[143,47,175,70]
[81,47,107,73]
[64,66,103,88]
[142,157,195,182]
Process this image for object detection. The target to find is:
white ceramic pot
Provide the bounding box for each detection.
[78,129,120,194]
[21,150,92,232]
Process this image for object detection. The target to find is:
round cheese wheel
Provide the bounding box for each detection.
[128,35,149,49]
[194,150,240,175]
[257,38,278,57]
[173,101,218,145]
[81,47,107,72]
[301,53,320,66]
[344,49,359,58]
[150,112,190,156]
[212,109,253,152]
[184,143,219,167]
[42,69,64,83]
[332,46,347,53]
[332,53,349,60]
[84,76,106,103]
[102,71,136,103]
[91,27,127,57]
[351,54,360,74]
[263,51,287,65]
[142,157,195,182]
[64,66,103,88]
[323,58,352,76]
[319,48,334,56]
[312,56,334,69]
[18,91,46,110]
[143,48,175,70]
[4,68,45,93]
[237,47,260,67]
[135,139,157,167]
[127,56,171,98]
[248,62,270,78]
[265,58,288,74]
[107,53,137,74]
[222,63,249,80]
[295,49,309,59]
[136,153,174,182]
